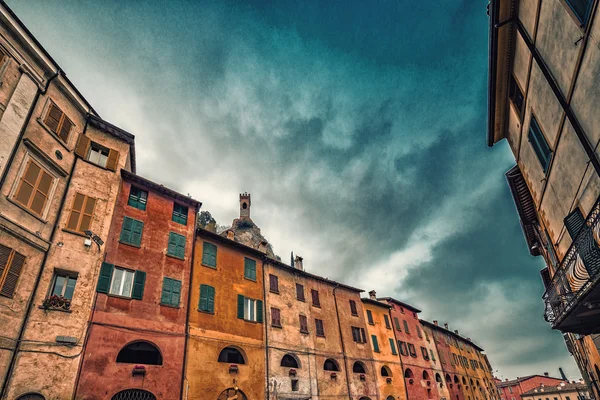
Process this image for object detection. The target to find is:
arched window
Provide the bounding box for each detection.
[423,370,430,380]
[353,361,366,373]
[381,365,392,377]
[359,398,372,400]
[281,354,300,368]
[112,390,156,400]
[436,373,442,382]
[218,346,246,364]
[404,368,414,378]
[324,358,340,371]
[454,375,459,383]
[386,397,395,400]
[445,374,452,382]
[16,394,45,400]
[477,380,481,387]
[470,379,474,386]
[463,377,467,385]
[116,341,162,365]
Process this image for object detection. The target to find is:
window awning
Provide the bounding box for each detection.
[506,165,541,256]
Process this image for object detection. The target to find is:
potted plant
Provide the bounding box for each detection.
[386,377,392,384]
[359,373,366,381]
[289,368,297,376]
[132,365,146,376]
[229,364,239,373]
[330,372,337,379]
[409,378,414,384]
[42,295,71,311]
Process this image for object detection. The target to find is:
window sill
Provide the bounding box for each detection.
[297,298,305,302]
[126,202,147,212]
[166,253,185,261]
[312,304,321,308]
[198,309,214,315]
[373,350,380,353]
[201,263,217,269]
[119,240,141,249]
[316,334,325,338]
[368,322,374,326]
[106,293,133,301]
[271,324,282,329]
[160,303,180,309]
[38,305,72,313]
[299,330,309,335]
[242,319,260,324]
[172,219,188,226]
[79,157,112,172]
[243,276,257,282]
[36,118,72,152]
[269,289,279,294]
[6,196,48,223]
[62,228,88,238]
[351,313,358,317]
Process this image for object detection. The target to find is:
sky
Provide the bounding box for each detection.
[8,0,579,380]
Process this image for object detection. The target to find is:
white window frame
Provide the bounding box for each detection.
[244,298,256,321]
[87,141,110,168]
[109,267,135,297]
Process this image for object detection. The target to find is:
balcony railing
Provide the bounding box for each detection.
[544,196,600,332]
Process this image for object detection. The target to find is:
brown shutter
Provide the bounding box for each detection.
[311,289,320,306]
[67,193,85,231]
[0,250,25,298]
[299,315,308,332]
[271,307,280,326]
[269,274,278,292]
[106,149,120,171]
[296,284,305,301]
[30,170,52,215]
[80,196,96,231]
[44,103,62,133]
[58,117,73,142]
[75,134,91,158]
[0,244,11,281]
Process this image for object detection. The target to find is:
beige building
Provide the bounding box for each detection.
[521,382,591,400]
[488,0,600,397]
[0,3,135,399]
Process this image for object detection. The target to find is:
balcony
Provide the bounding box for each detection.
[544,197,600,335]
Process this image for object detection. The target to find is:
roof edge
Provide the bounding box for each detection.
[121,169,201,210]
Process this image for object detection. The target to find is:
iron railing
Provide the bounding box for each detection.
[544,195,600,327]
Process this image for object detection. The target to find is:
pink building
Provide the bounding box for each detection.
[496,375,566,400]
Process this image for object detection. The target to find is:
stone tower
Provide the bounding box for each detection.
[240,192,251,218]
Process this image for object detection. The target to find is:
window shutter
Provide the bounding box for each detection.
[394,317,401,330]
[171,279,181,307]
[316,319,324,336]
[0,251,25,297]
[403,320,410,333]
[199,284,208,311]
[44,103,62,133]
[131,220,144,246]
[350,300,357,315]
[390,338,397,355]
[367,310,374,324]
[67,193,85,231]
[120,217,134,243]
[244,258,256,280]
[58,117,73,142]
[176,234,186,258]
[207,286,215,313]
[360,328,366,343]
[296,283,305,301]
[311,289,320,306]
[269,274,278,292]
[161,277,172,305]
[75,134,91,158]
[167,233,178,256]
[237,294,245,319]
[202,242,217,267]
[299,315,308,332]
[131,270,146,300]
[564,208,585,240]
[372,335,380,352]
[96,262,114,294]
[271,307,280,326]
[417,326,422,338]
[256,299,263,323]
[106,149,120,171]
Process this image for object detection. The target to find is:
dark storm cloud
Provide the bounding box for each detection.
[7,0,579,379]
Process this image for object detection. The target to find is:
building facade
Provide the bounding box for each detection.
[521,382,591,400]
[487,0,600,397]
[497,375,567,400]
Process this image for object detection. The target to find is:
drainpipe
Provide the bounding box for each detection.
[261,257,270,400]
[389,308,410,400]
[332,284,353,398]
[1,108,80,400]
[486,0,500,147]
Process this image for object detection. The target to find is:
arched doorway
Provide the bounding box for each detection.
[16,394,45,400]
[111,389,156,400]
[218,388,248,400]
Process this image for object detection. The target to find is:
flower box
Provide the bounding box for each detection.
[229,364,239,373]
[386,377,392,384]
[42,295,71,311]
[289,368,297,376]
[409,378,414,384]
[359,373,366,381]
[132,365,146,376]
[330,372,337,379]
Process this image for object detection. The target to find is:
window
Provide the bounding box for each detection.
[436,373,443,383]
[425,330,429,341]
[400,307,405,314]
[218,347,245,364]
[160,277,181,307]
[353,361,366,373]
[404,368,414,378]
[199,284,215,313]
[421,347,429,360]
[528,116,551,172]
[66,193,96,233]
[244,258,256,281]
[565,0,594,25]
[270,307,281,327]
[167,232,186,259]
[281,354,299,368]
[49,271,77,299]
[509,387,513,394]
[403,320,410,334]
[384,314,391,329]
[408,343,417,357]
[13,158,54,216]
[88,141,110,168]
[430,349,436,361]
[116,341,162,365]
[315,319,325,337]
[311,289,320,307]
[128,187,148,210]
[172,203,188,225]
[110,267,135,297]
[324,359,339,371]
[296,283,305,301]
[96,262,146,300]
[509,76,524,118]
[389,338,397,355]
[367,310,374,325]
[43,102,73,143]
[269,274,279,293]
[394,317,401,331]
[299,314,308,333]
[202,242,217,268]
[381,366,392,377]
[120,217,144,247]
[417,326,422,338]
[398,341,408,356]
[423,370,430,380]
[352,326,367,343]
[372,335,380,352]
[0,245,25,298]
[564,207,585,240]
[237,294,262,323]
[291,380,299,392]
[350,299,358,316]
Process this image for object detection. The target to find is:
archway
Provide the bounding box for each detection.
[111,389,156,400]
[381,365,392,377]
[281,354,300,368]
[404,368,414,378]
[324,358,340,371]
[218,346,246,364]
[353,361,367,373]
[423,370,430,380]
[454,375,459,383]
[436,373,443,382]
[116,341,162,365]
[217,388,248,400]
[16,394,45,400]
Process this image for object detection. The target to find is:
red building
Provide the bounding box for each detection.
[496,375,566,400]
[75,170,200,400]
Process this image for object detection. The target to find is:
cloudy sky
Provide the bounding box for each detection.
[9,0,578,380]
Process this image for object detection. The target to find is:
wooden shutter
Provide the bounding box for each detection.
[106,148,120,172]
[417,326,422,338]
[565,208,585,240]
[168,233,178,256]
[30,169,52,215]
[403,320,410,333]
[120,217,134,243]
[67,193,85,231]
[351,327,358,342]
[296,283,305,301]
[269,274,278,292]
[360,328,366,343]
[394,317,401,330]
[202,242,217,267]
[14,160,53,216]
[176,234,186,258]
[58,117,73,142]
[244,258,256,280]
[0,246,25,298]
[161,277,172,305]
[271,307,280,326]
[384,314,391,329]
[299,315,308,332]
[131,220,144,246]
[371,335,379,352]
[44,103,62,133]
[311,289,320,306]
[75,134,91,158]
[131,270,146,300]
[390,338,397,355]
[367,310,373,324]
[96,262,114,293]
[256,300,263,323]
[350,300,357,315]
[171,279,181,306]
[237,294,245,319]
[67,193,95,232]
[206,285,214,313]
[199,284,209,311]
[316,319,324,336]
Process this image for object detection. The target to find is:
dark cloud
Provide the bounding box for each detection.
[7,0,579,380]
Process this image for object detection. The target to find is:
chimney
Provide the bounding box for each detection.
[226,230,235,240]
[444,323,449,330]
[294,255,303,271]
[433,320,439,326]
[369,290,377,300]
[239,192,251,218]
[544,372,549,377]
[467,337,471,341]
[258,240,268,253]
[454,330,459,335]
[206,220,217,233]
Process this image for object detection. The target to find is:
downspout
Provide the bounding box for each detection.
[487,0,500,147]
[332,284,352,398]
[261,257,270,400]
[389,308,410,400]
[1,108,79,400]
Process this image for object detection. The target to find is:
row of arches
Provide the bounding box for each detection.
[403,369,483,387]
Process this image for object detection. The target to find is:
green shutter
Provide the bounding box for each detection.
[131,220,144,246]
[199,284,208,311]
[131,270,146,300]
[384,314,391,328]
[256,299,263,323]
[120,217,133,243]
[177,234,186,258]
[167,233,178,256]
[244,258,256,280]
[121,217,143,246]
[207,285,215,313]
[394,317,401,330]
[237,294,245,319]
[372,335,380,352]
[367,310,373,324]
[161,277,173,305]
[96,262,114,293]
[167,232,186,259]
[202,242,217,268]
[390,338,397,355]
[171,279,181,306]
